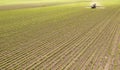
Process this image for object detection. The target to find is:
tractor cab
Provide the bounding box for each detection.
[91,3,96,9]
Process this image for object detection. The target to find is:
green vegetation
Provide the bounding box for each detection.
[0,0,81,5]
[0,2,93,50]
[0,0,120,69]
[101,0,120,6]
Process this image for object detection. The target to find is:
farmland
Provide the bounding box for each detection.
[0,0,120,70]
